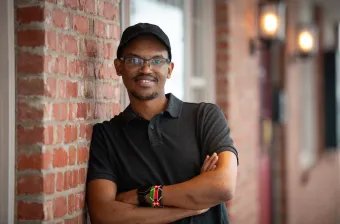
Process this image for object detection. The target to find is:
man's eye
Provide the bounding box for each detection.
[130,58,142,64]
[152,59,162,65]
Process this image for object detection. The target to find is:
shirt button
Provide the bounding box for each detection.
[150,125,154,129]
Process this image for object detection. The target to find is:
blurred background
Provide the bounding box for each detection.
[1,0,340,223]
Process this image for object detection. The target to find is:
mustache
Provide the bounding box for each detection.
[132,74,158,81]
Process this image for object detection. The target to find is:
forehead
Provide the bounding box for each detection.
[123,35,168,57]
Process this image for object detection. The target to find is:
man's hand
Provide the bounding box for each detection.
[201,153,218,173]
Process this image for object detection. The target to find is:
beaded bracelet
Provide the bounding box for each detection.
[149,185,163,208]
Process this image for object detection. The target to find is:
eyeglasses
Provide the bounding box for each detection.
[120,57,171,71]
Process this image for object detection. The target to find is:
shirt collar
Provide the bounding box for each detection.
[120,93,183,123]
[165,93,183,118]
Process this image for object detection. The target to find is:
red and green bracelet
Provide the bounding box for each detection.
[149,185,164,208]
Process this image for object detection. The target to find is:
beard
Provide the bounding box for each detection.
[130,91,159,101]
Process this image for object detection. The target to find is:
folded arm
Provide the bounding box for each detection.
[161,151,238,210]
[116,151,237,211]
[87,179,205,224]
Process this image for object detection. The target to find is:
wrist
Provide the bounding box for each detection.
[137,185,164,208]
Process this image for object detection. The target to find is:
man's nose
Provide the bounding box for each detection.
[139,61,152,73]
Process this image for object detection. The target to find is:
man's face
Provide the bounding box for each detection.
[114,35,174,101]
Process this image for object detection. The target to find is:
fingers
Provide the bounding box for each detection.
[207,153,218,170]
[209,155,218,171]
[201,153,218,173]
[200,155,210,173]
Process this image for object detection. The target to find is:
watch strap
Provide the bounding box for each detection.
[137,186,151,207]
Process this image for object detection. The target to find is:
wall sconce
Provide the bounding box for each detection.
[296,24,318,58]
[250,2,286,55]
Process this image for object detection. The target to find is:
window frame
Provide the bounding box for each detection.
[185,0,216,103]
[119,0,131,111]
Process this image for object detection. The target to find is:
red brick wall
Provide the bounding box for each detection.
[215,0,261,223]
[15,0,120,222]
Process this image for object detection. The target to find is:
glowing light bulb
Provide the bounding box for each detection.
[261,13,279,36]
[298,31,314,52]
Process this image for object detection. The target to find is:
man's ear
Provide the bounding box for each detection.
[114,59,122,76]
[167,62,174,79]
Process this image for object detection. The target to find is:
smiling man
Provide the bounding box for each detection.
[86,23,239,224]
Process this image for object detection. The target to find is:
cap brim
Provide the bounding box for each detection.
[119,30,171,50]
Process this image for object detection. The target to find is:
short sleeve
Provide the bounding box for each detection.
[86,123,117,184]
[201,104,239,165]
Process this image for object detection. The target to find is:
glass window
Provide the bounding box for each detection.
[130,0,185,100]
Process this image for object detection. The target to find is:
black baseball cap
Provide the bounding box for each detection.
[116,23,172,61]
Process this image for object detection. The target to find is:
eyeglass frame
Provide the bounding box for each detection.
[119,56,171,71]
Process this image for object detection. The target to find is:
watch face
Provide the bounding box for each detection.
[138,185,151,195]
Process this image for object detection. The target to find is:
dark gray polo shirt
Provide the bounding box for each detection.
[87,93,239,224]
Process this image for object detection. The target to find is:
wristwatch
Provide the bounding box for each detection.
[137,185,151,207]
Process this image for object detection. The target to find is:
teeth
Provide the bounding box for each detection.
[141,80,151,83]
